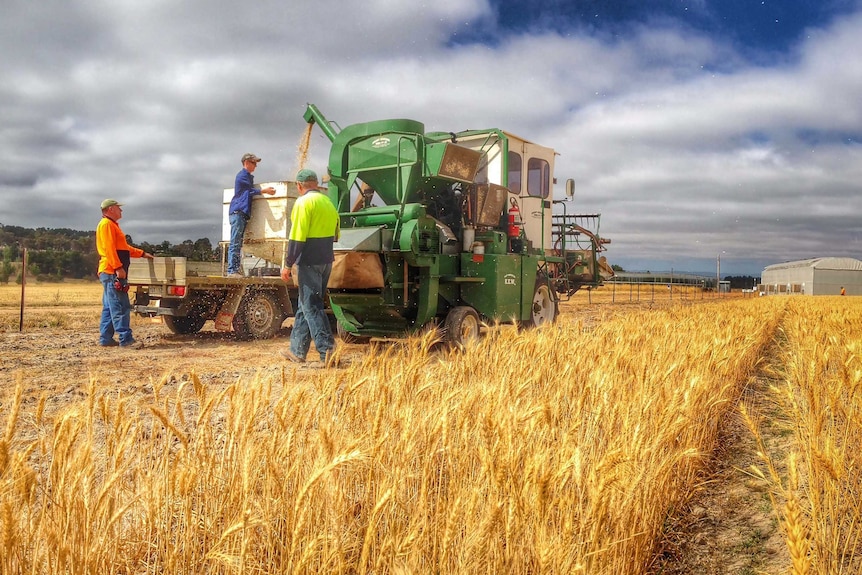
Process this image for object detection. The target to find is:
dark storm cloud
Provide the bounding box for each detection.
[0,173,39,188]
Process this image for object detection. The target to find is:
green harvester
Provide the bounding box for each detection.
[303,104,612,345]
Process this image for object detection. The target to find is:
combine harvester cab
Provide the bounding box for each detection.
[304,104,611,346]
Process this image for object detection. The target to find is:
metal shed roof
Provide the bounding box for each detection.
[763,257,862,272]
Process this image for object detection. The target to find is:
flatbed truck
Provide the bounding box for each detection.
[128,181,298,339]
[128,257,295,340]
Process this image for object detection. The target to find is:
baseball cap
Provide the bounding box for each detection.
[101,199,122,210]
[296,168,318,182]
[242,153,262,164]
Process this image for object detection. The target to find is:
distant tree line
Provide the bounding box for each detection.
[0,223,219,283]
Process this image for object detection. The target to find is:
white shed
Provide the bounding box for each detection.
[761,257,862,296]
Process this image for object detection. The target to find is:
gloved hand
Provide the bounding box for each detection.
[113,276,129,292]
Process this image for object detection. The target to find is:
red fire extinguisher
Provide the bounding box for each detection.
[507,198,521,239]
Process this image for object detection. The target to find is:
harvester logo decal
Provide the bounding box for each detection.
[504,273,517,286]
[372,137,391,149]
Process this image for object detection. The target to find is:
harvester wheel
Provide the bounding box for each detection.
[444,306,481,349]
[336,320,371,344]
[164,313,206,335]
[232,291,284,340]
[522,278,558,328]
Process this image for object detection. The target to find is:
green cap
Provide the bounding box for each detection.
[101,199,122,210]
[296,168,318,183]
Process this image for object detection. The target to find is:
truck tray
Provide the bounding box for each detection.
[128,257,222,285]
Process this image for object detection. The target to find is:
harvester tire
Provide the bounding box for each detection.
[444,306,481,349]
[164,314,206,335]
[522,278,558,328]
[232,291,283,340]
[336,320,371,344]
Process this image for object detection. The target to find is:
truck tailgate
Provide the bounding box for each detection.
[128,257,222,285]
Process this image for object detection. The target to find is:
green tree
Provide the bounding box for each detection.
[176,240,195,258]
[193,238,216,261]
[2,243,18,262]
[0,261,13,284]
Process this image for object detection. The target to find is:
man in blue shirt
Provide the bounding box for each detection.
[227,153,275,277]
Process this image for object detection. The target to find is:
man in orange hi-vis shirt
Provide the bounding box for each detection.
[96,199,154,348]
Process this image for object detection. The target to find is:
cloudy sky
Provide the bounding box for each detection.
[3,0,861,275]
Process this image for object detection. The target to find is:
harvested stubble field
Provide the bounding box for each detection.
[0,282,859,574]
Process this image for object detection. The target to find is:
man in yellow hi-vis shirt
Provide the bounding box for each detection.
[280,169,340,366]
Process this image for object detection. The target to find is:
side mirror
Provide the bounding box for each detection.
[565,179,575,199]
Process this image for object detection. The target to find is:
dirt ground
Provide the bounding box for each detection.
[0,294,788,574]
[653,341,793,575]
[0,308,348,409]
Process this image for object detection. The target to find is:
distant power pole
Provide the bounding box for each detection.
[716,253,721,297]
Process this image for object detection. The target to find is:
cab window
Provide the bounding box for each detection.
[527,157,550,198]
[507,150,521,194]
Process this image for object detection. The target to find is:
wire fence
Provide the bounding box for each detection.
[564,278,755,306]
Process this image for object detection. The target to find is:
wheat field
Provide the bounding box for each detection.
[1,293,859,573]
[746,299,862,575]
[0,281,102,307]
[0,282,103,331]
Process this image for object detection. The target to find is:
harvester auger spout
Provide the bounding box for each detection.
[303,104,339,142]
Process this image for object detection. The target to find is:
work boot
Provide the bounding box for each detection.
[279,348,305,364]
[121,340,144,349]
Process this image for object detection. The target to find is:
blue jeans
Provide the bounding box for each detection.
[228,211,247,274]
[290,263,334,361]
[99,272,133,345]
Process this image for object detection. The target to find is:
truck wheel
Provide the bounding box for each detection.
[164,314,207,335]
[522,278,558,328]
[444,306,481,348]
[233,291,284,340]
[336,320,371,344]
